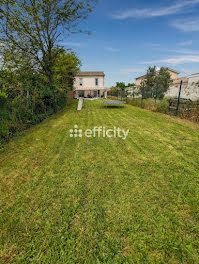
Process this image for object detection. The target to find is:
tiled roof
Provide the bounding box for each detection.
[136,68,179,80]
[173,77,188,84]
[76,71,105,77]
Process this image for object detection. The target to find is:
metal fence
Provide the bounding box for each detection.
[107,83,199,122]
[107,89,127,101]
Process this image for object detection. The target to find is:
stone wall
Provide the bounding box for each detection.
[166,79,199,101]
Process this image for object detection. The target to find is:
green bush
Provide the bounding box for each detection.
[128,97,199,123]
[155,99,169,113]
[129,98,142,108]
[0,86,70,145]
[0,90,7,107]
[0,119,9,143]
[0,49,79,145]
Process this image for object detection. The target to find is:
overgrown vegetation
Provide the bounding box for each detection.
[177,99,199,122]
[128,98,169,113]
[0,0,97,144]
[127,98,199,123]
[0,48,81,144]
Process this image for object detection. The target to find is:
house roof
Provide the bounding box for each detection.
[173,77,188,84]
[76,71,105,77]
[136,68,179,80]
[167,68,180,74]
[135,74,146,80]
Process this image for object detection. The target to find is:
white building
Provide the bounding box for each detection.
[166,74,199,101]
[74,71,107,98]
[186,73,199,100]
[166,77,188,98]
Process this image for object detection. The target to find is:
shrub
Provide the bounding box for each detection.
[0,87,70,145]
[129,98,169,113]
[179,100,199,122]
[156,99,169,113]
[128,97,199,123]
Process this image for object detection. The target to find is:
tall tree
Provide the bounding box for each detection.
[54,48,81,90]
[156,67,173,99]
[127,83,136,87]
[0,0,97,87]
[143,66,157,99]
[116,82,126,91]
[139,66,172,99]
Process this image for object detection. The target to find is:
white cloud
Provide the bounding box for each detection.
[169,48,199,55]
[61,42,83,47]
[178,40,193,46]
[105,47,120,52]
[181,68,198,74]
[141,55,199,65]
[146,46,199,55]
[172,18,199,32]
[112,0,199,19]
[144,44,199,56]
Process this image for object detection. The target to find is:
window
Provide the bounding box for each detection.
[95,78,99,86]
[79,78,83,86]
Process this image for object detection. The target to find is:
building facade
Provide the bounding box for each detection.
[74,71,107,98]
[165,77,188,98]
[166,74,199,100]
[186,73,199,100]
[135,68,179,87]
[135,68,199,101]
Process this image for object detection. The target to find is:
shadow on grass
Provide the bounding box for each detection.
[101,106,125,109]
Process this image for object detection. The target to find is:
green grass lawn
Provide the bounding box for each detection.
[0,100,199,263]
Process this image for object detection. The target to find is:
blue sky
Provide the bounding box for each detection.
[62,0,199,87]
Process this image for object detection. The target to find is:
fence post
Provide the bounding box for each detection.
[176,80,183,116]
[155,83,158,104]
[141,87,144,108]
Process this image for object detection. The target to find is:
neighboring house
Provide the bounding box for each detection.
[135,68,179,87]
[74,71,107,98]
[135,67,199,100]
